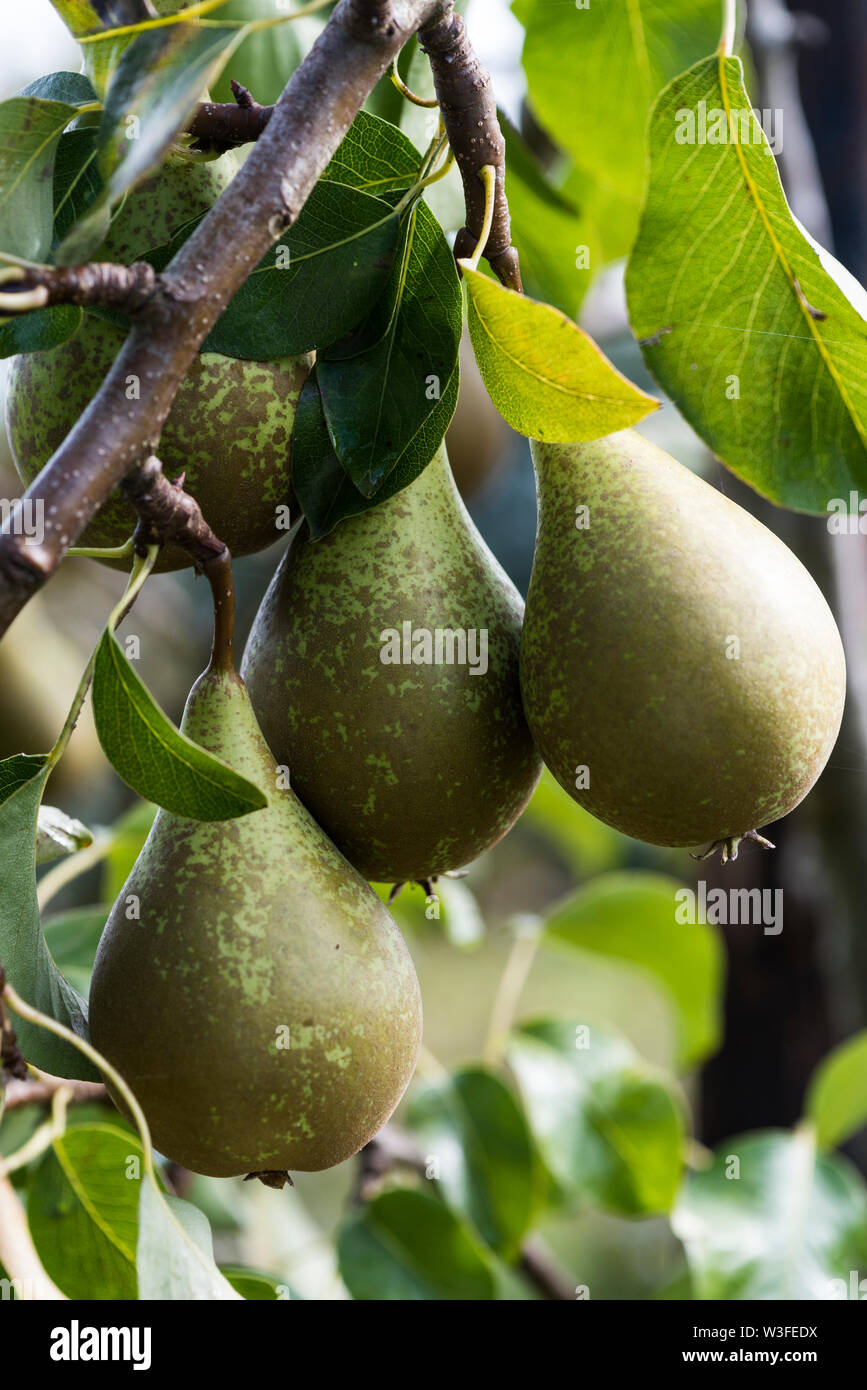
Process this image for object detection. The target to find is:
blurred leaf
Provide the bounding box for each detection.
[806,1031,867,1151]
[522,767,625,875]
[626,55,867,512]
[542,872,723,1070]
[211,0,324,105]
[52,128,103,248]
[92,630,267,820]
[0,305,81,359]
[514,0,720,250]
[42,906,108,996]
[338,1188,496,1300]
[318,200,462,496]
[509,1019,685,1216]
[49,0,151,38]
[501,113,596,317]
[373,875,486,950]
[36,806,94,864]
[101,800,156,903]
[57,20,248,262]
[407,1067,543,1256]
[0,97,84,259]
[0,754,97,1080]
[27,1122,142,1300]
[19,72,99,107]
[221,1267,295,1299]
[674,1130,867,1299]
[137,1180,241,1300]
[463,266,658,441]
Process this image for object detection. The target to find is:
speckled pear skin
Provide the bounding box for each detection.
[520,430,846,847]
[5,153,311,571]
[241,447,542,882]
[88,666,422,1177]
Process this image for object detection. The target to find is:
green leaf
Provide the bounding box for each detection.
[0,754,97,1080]
[57,20,248,263]
[318,199,462,495]
[806,1031,867,1151]
[542,872,723,1070]
[522,767,627,876]
[501,113,596,318]
[19,72,99,107]
[338,1188,496,1300]
[514,0,720,248]
[509,1019,685,1216]
[322,109,420,202]
[35,806,94,864]
[464,266,658,441]
[137,1179,241,1300]
[52,128,103,249]
[210,0,324,106]
[625,54,867,512]
[101,800,156,903]
[221,1267,294,1300]
[199,182,402,359]
[91,630,268,820]
[0,97,83,259]
[0,306,82,360]
[27,1123,143,1300]
[674,1130,867,1299]
[49,0,151,38]
[406,1067,543,1256]
[42,906,108,996]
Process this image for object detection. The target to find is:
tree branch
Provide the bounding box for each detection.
[0,261,157,314]
[0,0,447,638]
[3,1077,107,1110]
[419,8,521,291]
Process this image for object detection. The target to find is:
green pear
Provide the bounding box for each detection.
[88,662,422,1177]
[5,151,311,571]
[241,446,542,883]
[520,430,846,852]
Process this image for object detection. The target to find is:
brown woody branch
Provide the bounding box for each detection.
[189,79,273,150]
[0,966,28,1082]
[0,261,156,314]
[3,1077,107,1110]
[419,8,521,292]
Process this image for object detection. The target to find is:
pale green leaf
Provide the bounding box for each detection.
[806,1031,867,1151]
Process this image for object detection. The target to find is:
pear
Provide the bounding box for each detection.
[88,662,422,1177]
[520,430,846,853]
[5,151,311,571]
[241,446,542,883]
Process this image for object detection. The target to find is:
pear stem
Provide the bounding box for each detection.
[205,552,237,673]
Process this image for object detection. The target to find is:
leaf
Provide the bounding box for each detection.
[52,128,104,248]
[0,754,97,1080]
[42,906,108,996]
[221,1267,294,1300]
[463,266,658,441]
[338,1188,496,1300]
[406,1067,543,1256]
[514,0,720,247]
[101,800,156,903]
[521,767,627,877]
[91,630,268,820]
[294,356,459,539]
[57,20,248,263]
[508,1019,685,1216]
[806,1031,867,1151]
[210,0,324,106]
[674,1130,867,1299]
[137,1178,242,1300]
[501,112,597,318]
[0,306,81,359]
[49,0,152,38]
[317,199,462,495]
[19,72,99,107]
[0,97,83,259]
[36,806,94,864]
[541,872,724,1070]
[197,181,402,359]
[27,1122,143,1300]
[625,55,867,512]
[322,109,420,202]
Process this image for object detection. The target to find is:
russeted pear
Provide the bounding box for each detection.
[520,430,846,853]
[6,151,310,571]
[241,446,542,883]
[88,660,422,1178]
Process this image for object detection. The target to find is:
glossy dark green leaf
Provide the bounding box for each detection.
[626,55,867,512]
[407,1067,543,1256]
[322,109,420,202]
[19,72,99,107]
[28,1122,143,1300]
[91,630,268,820]
[318,200,462,495]
[542,872,723,1070]
[338,1188,496,1300]
[509,1019,685,1216]
[52,127,103,248]
[0,305,81,359]
[0,754,97,1080]
[674,1131,867,1299]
